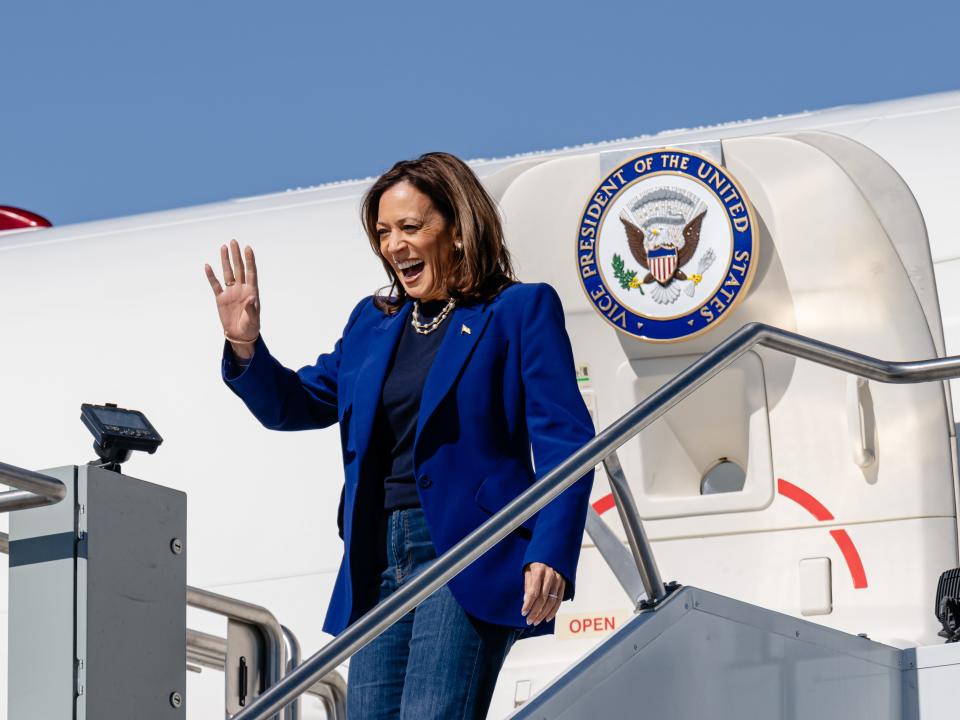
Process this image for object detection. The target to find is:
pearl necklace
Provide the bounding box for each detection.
[411,297,456,335]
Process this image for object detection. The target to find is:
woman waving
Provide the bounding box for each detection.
[205,152,595,719]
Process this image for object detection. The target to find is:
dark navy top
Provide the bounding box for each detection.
[226,297,452,512]
[377,298,451,510]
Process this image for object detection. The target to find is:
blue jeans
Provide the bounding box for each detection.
[347,507,519,719]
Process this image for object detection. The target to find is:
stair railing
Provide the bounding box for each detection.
[231,321,960,720]
[0,461,66,512]
[186,629,347,720]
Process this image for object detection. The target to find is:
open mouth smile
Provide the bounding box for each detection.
[397,258,425,281]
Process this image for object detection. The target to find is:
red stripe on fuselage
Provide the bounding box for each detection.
[829,529,868,589]
[777,478,868,589]
[777,478,834,521]
[593,481,868,589]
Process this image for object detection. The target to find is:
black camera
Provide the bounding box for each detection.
[935,568,960,643]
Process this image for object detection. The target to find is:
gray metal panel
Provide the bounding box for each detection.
[227,618,268,714]
[7,465,78,720]
[81,465,187,719]
[510,587,905,720]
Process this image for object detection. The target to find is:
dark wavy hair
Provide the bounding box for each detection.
[361,152,517,313]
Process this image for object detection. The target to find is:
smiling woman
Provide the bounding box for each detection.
[204,151,595,720]
[376,181,452,298]
[361,152,516,312]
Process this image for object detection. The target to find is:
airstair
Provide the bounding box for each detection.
[509,585,959,719]
[4,321,960,718]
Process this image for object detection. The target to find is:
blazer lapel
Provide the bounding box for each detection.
[350,301,411,464]
[414,302,493,451]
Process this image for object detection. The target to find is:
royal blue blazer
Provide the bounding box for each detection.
[221,281,595,637]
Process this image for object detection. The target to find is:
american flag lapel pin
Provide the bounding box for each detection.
[461,324,471,335]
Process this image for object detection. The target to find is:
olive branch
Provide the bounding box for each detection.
[612,253,644,294]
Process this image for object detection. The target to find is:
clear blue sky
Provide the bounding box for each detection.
[3,0,958,226]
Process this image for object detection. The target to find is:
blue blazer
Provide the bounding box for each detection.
[222,281,595,637]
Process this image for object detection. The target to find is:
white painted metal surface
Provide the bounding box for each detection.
[3,90,960,718]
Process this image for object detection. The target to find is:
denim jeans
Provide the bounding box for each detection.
[347,507,519,719]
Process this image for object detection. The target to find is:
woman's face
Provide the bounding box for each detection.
[377,181,454,301]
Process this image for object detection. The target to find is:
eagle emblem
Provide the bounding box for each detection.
[576,147,758,342]
[614,187,716,305]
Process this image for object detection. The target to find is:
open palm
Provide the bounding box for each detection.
[204,239,261,343]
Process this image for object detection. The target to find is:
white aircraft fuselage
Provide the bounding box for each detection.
[2,90,960,718]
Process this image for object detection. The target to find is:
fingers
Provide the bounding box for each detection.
[245,245,258,290]
[204,263,223,296]
[220,244,236,286]
[529,570,556,624]
[521,564,537,619]
[214,241,256,292]
[545,577,565,622]
[522,563,565,626]
[230,238,246,285]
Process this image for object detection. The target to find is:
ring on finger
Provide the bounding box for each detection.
[225,280,236,286]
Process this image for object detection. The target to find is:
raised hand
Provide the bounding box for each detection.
[204,239,261,357]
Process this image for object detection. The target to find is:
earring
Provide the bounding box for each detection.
[454,242,463,250]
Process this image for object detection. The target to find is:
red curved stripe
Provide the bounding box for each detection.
[592,493,615,516]
[777,478,834,521]
[591,479,868,589]
[830,529,868,589]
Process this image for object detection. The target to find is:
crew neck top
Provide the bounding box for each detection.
[377,298,452,510]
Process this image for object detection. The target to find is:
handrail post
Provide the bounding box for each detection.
[281,626,301,720]
[184,627,346,719]
[602,451,667,605]
[584,507,647,605]
[314,669,348,720]
[186,587,287,720]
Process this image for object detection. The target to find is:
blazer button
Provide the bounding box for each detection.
[418,474,432,489]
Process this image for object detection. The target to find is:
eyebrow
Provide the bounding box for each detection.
[377,216,423,227]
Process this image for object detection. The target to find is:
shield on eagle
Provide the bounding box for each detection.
[647,245,678,284]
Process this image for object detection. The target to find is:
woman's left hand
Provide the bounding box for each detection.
[521,562,566,625]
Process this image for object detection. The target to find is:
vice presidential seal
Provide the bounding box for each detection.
[576,148,758,342]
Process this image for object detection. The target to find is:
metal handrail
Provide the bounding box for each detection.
[186,629,347,720]
[603,452,665,603]
[0,461,66,512]
[186,586,288,720]
[232,321,960,720]
[187,628,228,671]
[281,626,301,720]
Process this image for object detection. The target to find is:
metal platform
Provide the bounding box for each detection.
[509,586,959,720]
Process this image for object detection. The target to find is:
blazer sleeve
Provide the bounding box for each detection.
[221,296,369,431]
[519,283,596,600]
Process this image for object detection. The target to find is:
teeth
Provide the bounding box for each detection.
[398,259,423,270]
